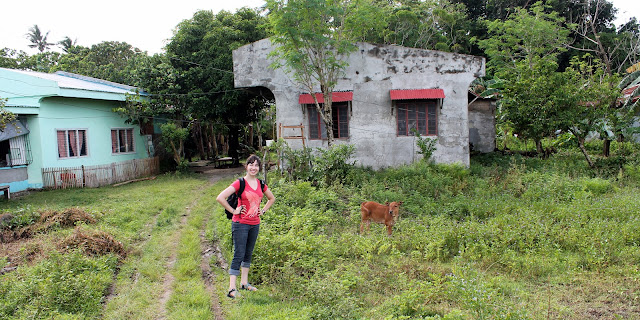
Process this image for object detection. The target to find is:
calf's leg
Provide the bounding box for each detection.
[360,207,370,234]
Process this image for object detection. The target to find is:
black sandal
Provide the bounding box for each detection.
[227,288,237,298]
[241,283,257,291]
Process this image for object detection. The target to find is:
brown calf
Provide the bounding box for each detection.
[360,201,403,236]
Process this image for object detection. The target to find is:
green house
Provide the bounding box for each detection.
[0,68,155,194]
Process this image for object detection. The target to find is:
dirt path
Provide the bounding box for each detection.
[154,164,243,320]
[192,164,244,320]
[156,205,190,320]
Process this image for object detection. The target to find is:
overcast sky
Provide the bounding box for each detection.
[0,0,638,55]
[0,0,266,54]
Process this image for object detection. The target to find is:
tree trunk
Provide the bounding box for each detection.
[320,92,334,147]
[577,137,594,168]
[535,139,543,155]
[192,122,206,160]
[318,90,334,146]
[249,124,254,150]
[262,151,268,185]
[169,140,181,165]
[323,110,334,146]
[211,125,218,158]
[602,139,611,157]
[229,127,240,165]
[197,123,206,160]
[220,134,228,156]
[202,122,212,159]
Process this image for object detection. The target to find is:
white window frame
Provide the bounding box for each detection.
[57,128,89,159]
[111,127,136,154]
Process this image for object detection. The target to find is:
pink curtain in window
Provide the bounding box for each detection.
[69,130,77,156]
[78,130,86,156]
[126,129,134,152]
[57,131,68,158]
[111,130,118,153]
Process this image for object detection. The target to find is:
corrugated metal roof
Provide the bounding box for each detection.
[622,84,639,103]
[3,68,138,95]
[299,91,353,104]
[390,89,445,100]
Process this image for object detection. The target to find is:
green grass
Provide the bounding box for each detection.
[2,146,640,319]
[211,148,640,319]
[166,186,212,320]
[0,173,208,320]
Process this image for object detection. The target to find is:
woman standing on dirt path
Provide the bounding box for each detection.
[216,154,275,299]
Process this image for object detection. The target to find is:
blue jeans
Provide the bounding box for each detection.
[229,222,260,276]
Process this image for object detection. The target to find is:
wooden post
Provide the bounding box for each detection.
[51,169,57,189]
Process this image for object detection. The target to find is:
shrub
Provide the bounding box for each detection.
[580,177,613,195]
[311,144,355,186]
[412,128,438,162]
[277,142,313,181]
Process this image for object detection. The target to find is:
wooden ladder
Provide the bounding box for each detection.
[278,123,306,147]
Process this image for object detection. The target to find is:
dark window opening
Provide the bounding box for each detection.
[307,102,349,139]
[396,100,438,136]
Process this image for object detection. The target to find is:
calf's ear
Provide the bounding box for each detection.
[399,201,403,205]
[385,202,390,205]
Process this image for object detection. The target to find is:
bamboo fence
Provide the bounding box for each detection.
[42,157,159,189]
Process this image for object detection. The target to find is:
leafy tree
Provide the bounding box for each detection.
[20,51,62,72]
[124,8,270,163]
[478,2,570,153]
[167,8,269,161]
[500,59,566,153]
[25,25,54,52]
[568,0,632,75]
[365,0,470,53]
[0,98,17,132]
[555,56,621,166]
[159,122,189,167]
[0,48,28,69]
[58,37,77,53]
[118,53,180,127]
[478,2,569,76]
[55,41,147,85]
[267,0,380,146]
[602,70,640,154]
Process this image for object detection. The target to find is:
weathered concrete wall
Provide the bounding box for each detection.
[233,39,485,168]
[468,99,497,153]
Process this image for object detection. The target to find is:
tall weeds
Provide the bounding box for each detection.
[222,148,640,319]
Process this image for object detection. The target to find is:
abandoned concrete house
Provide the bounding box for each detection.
[233,38,493,169]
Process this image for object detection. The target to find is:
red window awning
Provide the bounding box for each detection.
[390,89,445,100]
[299,91,353,104]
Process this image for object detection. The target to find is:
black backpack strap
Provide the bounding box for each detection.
[237,177,245,196]
[259,179,265,192]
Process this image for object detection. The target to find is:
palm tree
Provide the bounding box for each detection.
[25,25,54,52]
[58,36,77,53]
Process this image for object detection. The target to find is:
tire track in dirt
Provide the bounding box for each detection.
[194,164,244,320]
[156,206,190,320]
[103,208,163,307]
[201,217,227,320]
